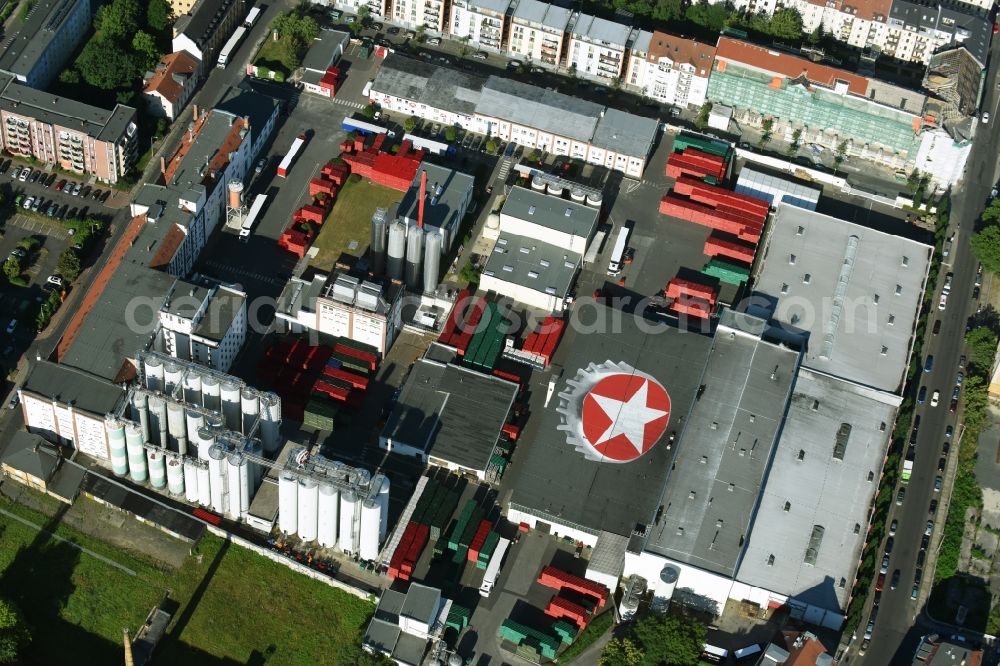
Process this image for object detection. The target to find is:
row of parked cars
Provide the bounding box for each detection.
[2,160,111,203]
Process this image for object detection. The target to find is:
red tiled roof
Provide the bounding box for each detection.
[781,631,835,666]
[143,51,200,104]
[150,225,187,271]
[714,37,869,96]
[647,31,717,77]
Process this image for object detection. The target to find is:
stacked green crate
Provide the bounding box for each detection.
[335,337,379,356]
[449,500,476,550]
[328,350,370,375]
[451,545,468,564]
[462,303,495,366]
[429,488,458,541]
[476,531,500,570]
[447,604,470,631]
[703,257,750,285]
[516,643,541,662]
[552,620,578,644]
[673,132,732,159]
[459,507,484,548]
[303,396,338,431]
[498,620,558,659]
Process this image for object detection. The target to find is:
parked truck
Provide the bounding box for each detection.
[902,446,915,483]
[277,133,307,178]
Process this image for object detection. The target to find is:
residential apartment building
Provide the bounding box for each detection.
[158,278,248,372]
[450,0,511,51]
[627,31,715,108]
[0,0,91,88]
[392,0,448,31]
[507,0,572,66]
[143,51,201,120]
[172,0,246,63]
[566,13,640,81]
[0,76,138,184]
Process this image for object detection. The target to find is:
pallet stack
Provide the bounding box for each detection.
[388,521,429,581]
[498,619,560,660]
[544,595,592,630]
[467,519,493,563]
[446,604,471,631]
[519,316,566,368]
[537,566,610,607]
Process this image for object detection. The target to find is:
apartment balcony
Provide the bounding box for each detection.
[597,62,620,76]
[540,54,557,65]
[540,43,558,55]
[598,53,621,65]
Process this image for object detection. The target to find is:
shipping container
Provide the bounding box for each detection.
[277,133,307,177]
[322,365,370,390]
[544,595,590,630]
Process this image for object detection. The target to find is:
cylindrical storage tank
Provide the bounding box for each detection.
[317,484,339,547]
[531,175,546,191]
[237,455,251,516]
[167,402,187,455]
[376,475,390,541]
[208,445,227,514]
[371,207,388,275]
[105,417,128,477]
[404,226,424,290]
[143,355,164,392]
[196,427,216,461]
[297,479,319,542]
[148,396,168,448]
[125,424,147,483]
[131,392,149,441]
[570,188,586,203]
[258,392,281,455]
[485,212,500,234]
[163,360,183,395]
[240,388,259,435]
[278,472,299,534]
[339,491,358,553]
[547,182,563,197]
[358,499,381,560]
[166,455,184,496]
[185,410,205,458]
[386,222,406,281]
[657,564,680,602]
[228,180,244,209]
[586,192,603,208]
[197,466,211,506]
[184,459,200,503]
[423,231,442,295]
[202,373,221,412]
[183,371,202,405]
[221,380,242,432]
[248,439,263,489]
[147,450,166,489]
[226,453,244,520]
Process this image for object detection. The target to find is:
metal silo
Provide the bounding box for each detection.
[167,401,187,455]
[297,478,319,542]
[202,373,221,412]
[131,392,150,442]
[423,231,442,294]
[183,371,202,405]
[586,191,604,208]
[221,380,242,432]
[531,175,546,191]
[208,445,227,514]
[404,227,424,290]
[197,426,216,461]
[185,410,205,457]
[240,388,259,435]
[148,395,168,448]
[258,392,281,455]
[105,417,128,477]
[246,439,263,489]
[166,455,185,496]
[278,472,299,534]
[317,484,339,547]
[147,450,167,489]
[184,459,200,503]
[358,499,380,560]
[226,452,247,520]
[143,355,164,392]
[163,360,183,395]
[125,424,147,483]
[386,222,406,281]
[375,474,390,541]
[339,491,358,554]
[197,466,211,506]
[371,207,389,275]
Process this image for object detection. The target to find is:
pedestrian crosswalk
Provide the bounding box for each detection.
[332,97,365,110]
[496,159,511,182]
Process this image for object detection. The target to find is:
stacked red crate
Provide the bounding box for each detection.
[666,149,727,181]
[322,365,369,390]
[659,195,762,243]
[704,232,756,264]
[665,278,718,305]
[537,567,610,606]
[449,297,487,355]
[544,595,591,630]
[333,343,378,371]
[671,297,713,319]
[467,520,492,562]
[502,423,520,441]
[439,288,472,346]
[673,177,769,220]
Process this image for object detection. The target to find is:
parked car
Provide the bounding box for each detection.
[924,355,934,372]
[46,203,57,217]
[427,37,441,45]
[921,534,930,550]
[876,573,886,592]
[945,425,953,438]
[388,26,399,34]
[18,168,29,182]
[0,159,9,175]
[864,620,875,640]
[896,487,906,505]
[938,293,948,310]
[80,185,91,198]
[72,182,82,196]
[7,393,18,410]
[934,476,943,492]
[916,549,926,567]
[889,519,898,536]
[890,569,900,590]
[5,320,16,334]
[46,275,63,287]
[91,188,102,201]
[925,520,934,535]
[917,386,927,404]
[884,536,894,555]
[929,499,938,514]
[933,319,941,334]
[67,207,78,219]
[471,51,488,60]
[373,22,383,30]
[931,390,940,407]
[911,585,919,601]
[29,170,40,183]
[30,198,41,212]
[55,179,66,192]
[255,158,266,175]
[21,196,33,210]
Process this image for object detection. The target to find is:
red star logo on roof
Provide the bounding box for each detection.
[580,374,670,461]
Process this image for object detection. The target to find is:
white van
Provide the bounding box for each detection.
[734,643,762,661]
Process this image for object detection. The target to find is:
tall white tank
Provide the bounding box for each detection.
[147,450,167,489]
[297,479,319,542]
[278,472,299,534]
[131,392,150,442]
[197,466,211,506]
[570,188,586,203]
[387,221,406,281]
[184,459,200,503]
[163,360,183,395]
[531,175,546,190]
[240,388,259,435]
[375,475,390,541]
[586,192,603,208]
[238,456,251,516]
[202,373,221,411]
[317,484,339,547]
[105,417,128,477]
[371,207,388,275]
[339,491,358,554]
[143,355,164,392]
[185,410,205,457]
[404,227,424,290]
[167,401,187,455]
[183,371,203,405]
[226,453,245,520]
[258,392,281,454]
[148,396,168,448]
[221,380,242,432]
[358,499,381,560]
[247,439,264,489]
[197,427,216,461]
[166,455,185,496]
[547,182,564,197]
[125,424,147,482]
[423,231,442,294]
[208,445,227,514]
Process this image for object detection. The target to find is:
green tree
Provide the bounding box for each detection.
[57,250,81,282]
[982,198,1000,225]
[965,326,998,376]
[600,638,643,666]
[147,0,172,31]
[2,258,19,283]
[459,260,481,286]
[445,126,457,142]
[0,597,29,664]
[132,31,159,70]
[651,0,683,22]
[686,1,730,31]
[403,116,418,132]
[631,613,707,666]
[77,39,136,90]
[95,0,140,41]
[808,23,825,45]
[58,68,81,84]
[695,102,712,130]
[362,104,376,119]
[971,223,1000,274]
[485,138,498,153]
[770,8,804,40]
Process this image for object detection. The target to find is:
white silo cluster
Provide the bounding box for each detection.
[277,448,390,560]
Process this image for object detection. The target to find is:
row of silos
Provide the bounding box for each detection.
[375,217,444,294]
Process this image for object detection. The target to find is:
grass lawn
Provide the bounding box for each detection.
[0,494,377,665]
[254,36,299,79]
[310,177,401,269]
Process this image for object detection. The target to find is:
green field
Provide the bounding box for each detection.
[310,178,401,270]
[253,37,298,80]
[0,496,377,665]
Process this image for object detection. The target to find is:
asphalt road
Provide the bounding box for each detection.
[850,43,1000,666]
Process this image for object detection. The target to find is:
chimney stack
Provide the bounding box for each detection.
[193,104,199,121]
[417,170,426,229]
[160,156,166,176]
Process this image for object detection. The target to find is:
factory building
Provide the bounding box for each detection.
[275,270,404,356]
[158,278,247,372]
[1,432,86,504]
[734,167,821,211]
[364,583,448,665]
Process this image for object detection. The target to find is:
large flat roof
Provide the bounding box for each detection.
[479,77,603,144]
[397,163,474,233]
[508,301,715,538]
[737,367,900,612]
[21,359,126,415]
[381,358,518,473]
[373,54,486,117]
[753,203,932,393]
[0,0,82,80]
[0,78,136,141]
[302,29,349,72]
[501,186,598,240]
[644,311,800,577]
[511,0,571,30]
[483,232,581,299]
[591,108,658,160]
